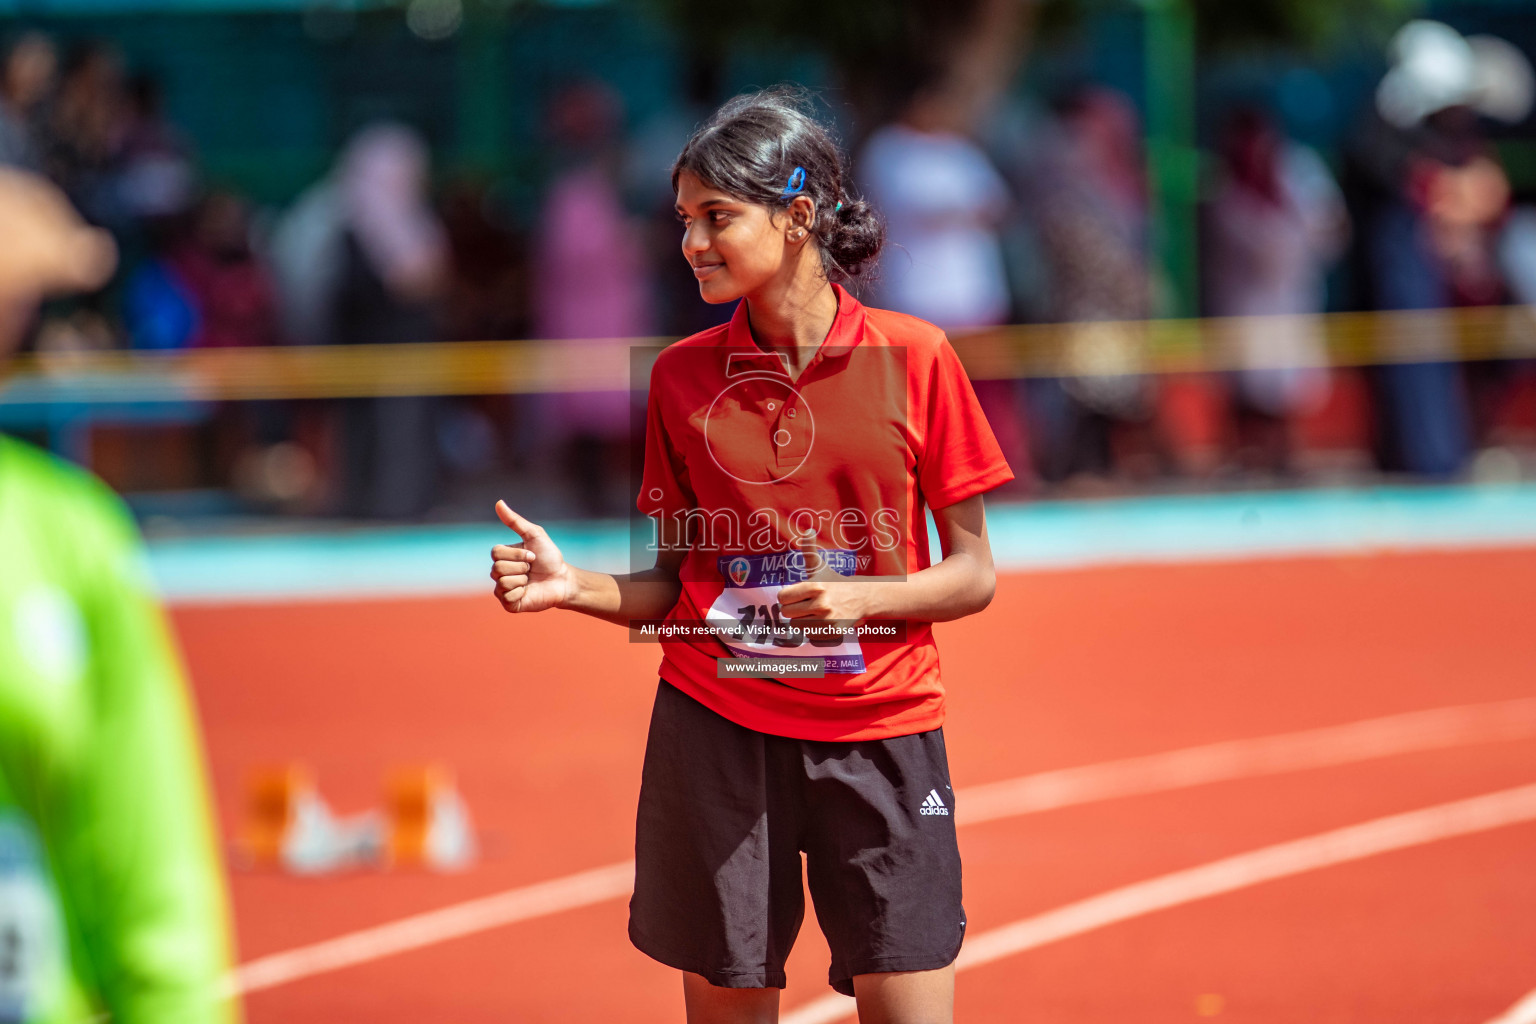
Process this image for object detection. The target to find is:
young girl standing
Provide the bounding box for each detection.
[491,89,1013,1024]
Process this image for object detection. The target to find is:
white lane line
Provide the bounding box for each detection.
[783,782,1536,1024]
[1486,987,1536,1024]
[227,861,634,996]
[958,698,1536,825]
[229,697,1536,996]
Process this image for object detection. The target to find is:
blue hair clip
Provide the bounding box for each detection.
[780,166,807,198]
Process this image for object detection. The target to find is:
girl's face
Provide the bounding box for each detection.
[675,170,797,304]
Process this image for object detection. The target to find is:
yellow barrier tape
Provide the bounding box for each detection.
[2,306,1534,402]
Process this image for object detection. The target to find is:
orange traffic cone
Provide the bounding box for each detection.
[386,764,476,871]
[239,763,384,874]
[239,763,311,869]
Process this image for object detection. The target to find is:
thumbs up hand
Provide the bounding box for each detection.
[490,501,573,613]
[778,530,866,625]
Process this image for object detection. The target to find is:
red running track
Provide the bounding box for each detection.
[172,547,1536,1023]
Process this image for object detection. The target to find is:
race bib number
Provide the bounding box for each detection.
[706,551,866,674]
[0,813,65,1024]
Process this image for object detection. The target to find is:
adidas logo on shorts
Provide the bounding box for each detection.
[919,789,949,816]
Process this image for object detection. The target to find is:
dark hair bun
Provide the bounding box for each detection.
[673,87,885,283]
[824,196,883,282]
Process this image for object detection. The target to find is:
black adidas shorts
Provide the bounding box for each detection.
[628,680,965,996]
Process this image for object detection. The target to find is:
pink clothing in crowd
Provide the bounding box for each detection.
[534,163,651,438]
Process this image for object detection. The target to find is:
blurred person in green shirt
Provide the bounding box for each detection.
[0,166,239,1023]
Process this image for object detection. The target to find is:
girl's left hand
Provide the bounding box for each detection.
[777,533,869,625]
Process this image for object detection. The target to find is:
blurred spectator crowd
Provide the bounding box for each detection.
[3,20,1536,520]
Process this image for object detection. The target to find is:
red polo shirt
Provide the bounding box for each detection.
[638,284,1013,741]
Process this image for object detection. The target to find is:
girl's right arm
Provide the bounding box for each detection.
[490,500,683,627]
